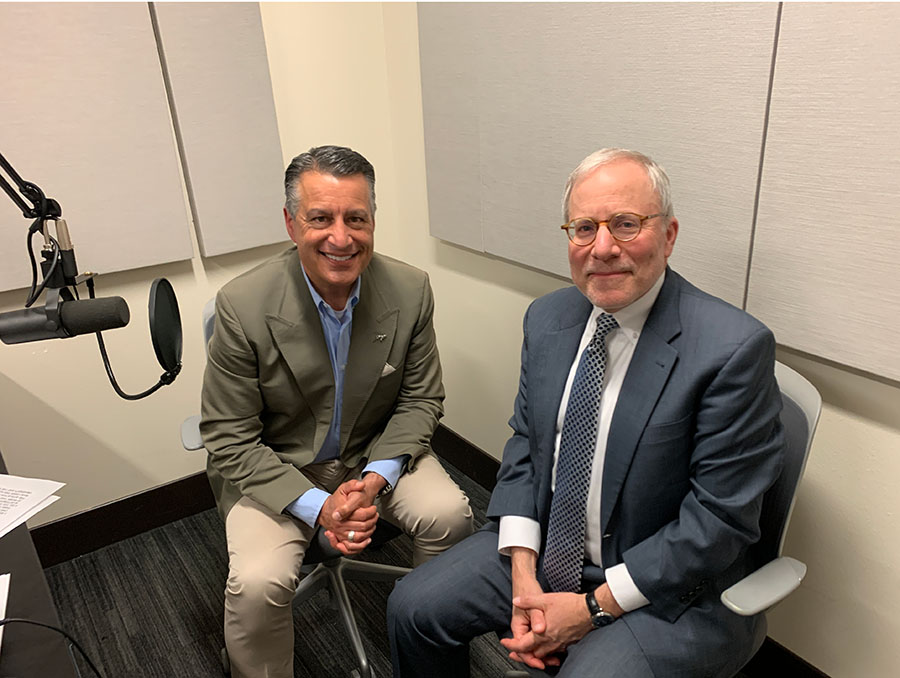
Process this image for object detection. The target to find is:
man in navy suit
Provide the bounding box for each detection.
[387,149,784,677]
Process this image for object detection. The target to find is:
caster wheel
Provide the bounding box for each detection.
[221,647,231,675]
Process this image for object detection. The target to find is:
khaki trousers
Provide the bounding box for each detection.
[223,453,473,678]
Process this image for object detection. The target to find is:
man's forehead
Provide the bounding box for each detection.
[297,172,371,205]
[571,161,656,204]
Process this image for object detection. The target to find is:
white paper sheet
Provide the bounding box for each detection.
[0,572,10,658]
[0,474,65,540]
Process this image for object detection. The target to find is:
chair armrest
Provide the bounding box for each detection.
[721,556,807,616]
[181,414,204,451]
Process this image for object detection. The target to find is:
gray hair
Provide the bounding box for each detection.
[562,148,673,222]
[284,145,376,217]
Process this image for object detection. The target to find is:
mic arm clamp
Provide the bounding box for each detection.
[0,151,62,221]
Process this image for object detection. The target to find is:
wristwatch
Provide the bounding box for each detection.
[585,591,616,628]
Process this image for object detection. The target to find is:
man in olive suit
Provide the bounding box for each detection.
[201,145,473,678]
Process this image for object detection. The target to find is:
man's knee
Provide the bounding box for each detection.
[407,489,474,562]
[226,553,300,610]
[388,565,448,640]
[425,489,474,539]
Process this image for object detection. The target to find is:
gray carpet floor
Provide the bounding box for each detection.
[44,461,520,678]
[44,460,757,678]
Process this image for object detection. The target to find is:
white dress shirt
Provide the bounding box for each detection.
[498,272,667,612]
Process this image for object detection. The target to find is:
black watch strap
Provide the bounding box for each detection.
[585,591,616,628]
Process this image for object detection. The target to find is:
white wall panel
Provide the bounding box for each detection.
[418,4,485,252]
[749,3,900,381]
[153,2,288,257]
[0,3,192,293]
[419,3,778,305]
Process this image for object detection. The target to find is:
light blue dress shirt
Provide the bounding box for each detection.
[285,268,407,527]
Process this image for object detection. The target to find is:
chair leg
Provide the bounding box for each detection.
[339,558,411,583]
[327,565,374,678]
[292,563,332,606]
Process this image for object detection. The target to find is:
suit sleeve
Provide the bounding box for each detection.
[622,326,785,622]
[200,290,314,515]
[364,273,444,465]
[486,303,539,521]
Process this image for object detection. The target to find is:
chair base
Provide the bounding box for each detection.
[294,555,411,678]
[220,524,410,677]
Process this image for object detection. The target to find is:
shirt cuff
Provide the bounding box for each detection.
[498,515,542,556]
[604,562,650,613]
[363,456,409,492]
[284,488,331,528]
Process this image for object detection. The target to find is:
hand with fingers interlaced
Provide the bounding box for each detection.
[316,472,389,555]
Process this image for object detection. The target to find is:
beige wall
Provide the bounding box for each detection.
[0,4,897,676]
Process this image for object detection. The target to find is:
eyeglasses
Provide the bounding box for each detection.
[560,212,667,246]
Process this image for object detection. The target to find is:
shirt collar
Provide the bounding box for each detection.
[301,266,361,314]
[589,269,666,343]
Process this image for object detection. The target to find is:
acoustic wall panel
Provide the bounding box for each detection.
[748,3,900,382]
[153,2,288,257]
[418,4,485,252]
[418,3,779,305]
[0,3,192,293]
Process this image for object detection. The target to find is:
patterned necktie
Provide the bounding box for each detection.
[542,312,619,593]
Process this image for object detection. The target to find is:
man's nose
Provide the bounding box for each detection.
[590,225,620,258]
[328,219,353,247]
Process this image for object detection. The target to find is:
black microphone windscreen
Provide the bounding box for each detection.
[59,297,130,336]
[149,278,182,372]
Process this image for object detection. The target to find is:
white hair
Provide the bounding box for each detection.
[562,148,673,222]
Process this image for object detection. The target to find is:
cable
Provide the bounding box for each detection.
[0,617,105,678]
[84,277,165,400]
[24,228,62,308]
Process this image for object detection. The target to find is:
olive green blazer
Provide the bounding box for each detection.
[200,247,444,519]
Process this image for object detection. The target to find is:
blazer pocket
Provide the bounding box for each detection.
[381,362,396,377]
[639,413,694,445]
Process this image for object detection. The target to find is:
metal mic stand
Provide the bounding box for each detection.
[1,150,182,399]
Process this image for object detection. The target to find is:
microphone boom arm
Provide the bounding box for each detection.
[1,150,183,400]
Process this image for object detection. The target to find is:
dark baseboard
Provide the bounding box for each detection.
[31,424,829,677]
[742,638,830,678]
[432,423,499,491]
[31,471,215,568]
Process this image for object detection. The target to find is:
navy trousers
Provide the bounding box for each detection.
[387,525,764,678]
[387,527,656,678]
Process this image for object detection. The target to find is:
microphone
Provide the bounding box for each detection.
[0,296,130,345]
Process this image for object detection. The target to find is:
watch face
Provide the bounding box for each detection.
[591,611,616,628]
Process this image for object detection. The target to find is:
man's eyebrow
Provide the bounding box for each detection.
[345,208,371,218]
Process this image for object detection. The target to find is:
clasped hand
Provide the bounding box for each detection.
[317,474,385,555]
[501,588,594,670]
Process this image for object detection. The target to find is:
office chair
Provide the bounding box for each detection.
[182,297,411,678]
[505,360,822,678]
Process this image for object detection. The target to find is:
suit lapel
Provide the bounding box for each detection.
[600,270,682,534]
[266,257,334,453]
[341,263,398,450]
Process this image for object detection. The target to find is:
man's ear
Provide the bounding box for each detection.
[664,217,679,258]
[284,207,297,244]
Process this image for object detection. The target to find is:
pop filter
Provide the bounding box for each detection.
[148,278,182,374]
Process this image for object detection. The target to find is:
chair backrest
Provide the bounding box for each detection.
[750,361,822,567]
[201,297,216,350]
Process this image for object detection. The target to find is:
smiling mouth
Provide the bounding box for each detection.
[322,252,356,262]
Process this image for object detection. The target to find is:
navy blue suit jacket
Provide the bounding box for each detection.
[486,268,784,669]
